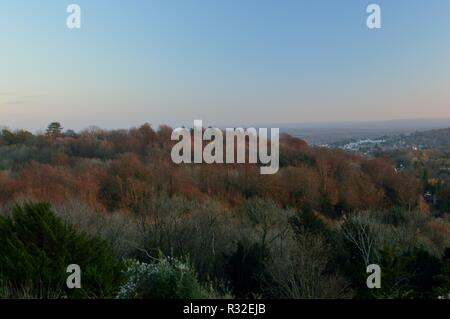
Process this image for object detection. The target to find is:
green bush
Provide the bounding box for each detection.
[116,256,218,299]
[0,202,124,298]
[225,242,268,298]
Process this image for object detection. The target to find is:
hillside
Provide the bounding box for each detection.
[332,127,450,153]
[0,123,449,299]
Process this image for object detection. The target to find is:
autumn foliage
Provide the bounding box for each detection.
[0,125,420,216]
[0,124,449,299]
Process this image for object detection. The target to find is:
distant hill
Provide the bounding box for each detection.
[394,127,450,150]
[268,118,450,145]
[330,127,450,153]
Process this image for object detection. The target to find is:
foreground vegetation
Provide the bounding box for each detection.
[0,123,449,299]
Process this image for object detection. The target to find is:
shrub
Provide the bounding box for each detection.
[372,247,443,299]
[116,256,218,299]
[225,242,268,298]
[266,232,352,299]
[142,196,236,278]
[434,248,450,298]
[53,198,141,258]
[0,202,124,298]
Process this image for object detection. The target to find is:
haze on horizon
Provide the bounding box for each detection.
[1,0,450,132]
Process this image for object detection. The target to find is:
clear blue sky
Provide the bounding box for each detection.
[1,0,450,131]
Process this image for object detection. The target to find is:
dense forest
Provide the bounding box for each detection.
[0,123,449,299]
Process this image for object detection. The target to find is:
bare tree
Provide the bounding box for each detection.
[341,213,380,266]
[266,232,352,299]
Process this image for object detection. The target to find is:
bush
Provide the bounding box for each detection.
[371,247,443,299]
[225,241,268,298]
[434,248,450,298]
[0,202,124,298]
[142,196,236,278]
[116,256,220,299]
[53,199,141,259]
[266,232,352,299]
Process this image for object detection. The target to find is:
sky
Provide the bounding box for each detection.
[1,0,450,131]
